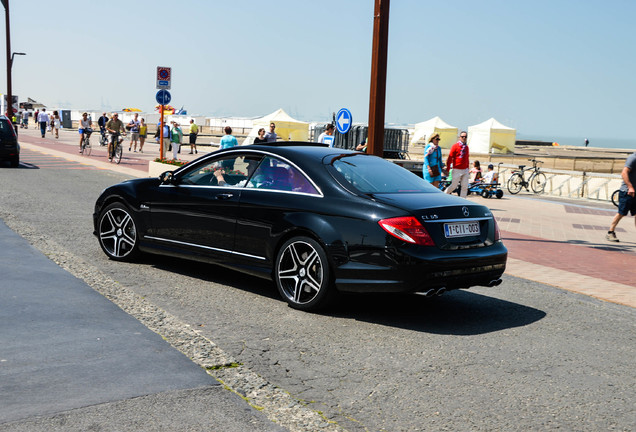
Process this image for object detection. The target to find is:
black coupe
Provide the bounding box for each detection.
[93,143,507,311]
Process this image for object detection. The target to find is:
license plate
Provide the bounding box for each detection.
[444,221,480,238]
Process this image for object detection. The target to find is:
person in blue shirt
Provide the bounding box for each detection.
[220,126,238,169]
[423,133,443,187]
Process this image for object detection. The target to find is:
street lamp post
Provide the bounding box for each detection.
[2,0,12,117]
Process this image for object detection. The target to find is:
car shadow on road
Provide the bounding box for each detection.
[326,290,546,336]
[144,256,545,336]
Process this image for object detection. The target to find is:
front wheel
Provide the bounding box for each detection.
[97,202,140,261]
[84,139,92,156]
[507,173,523,194]
[530,172,547,194]
[114,144,123,164]
[274,236,334,311]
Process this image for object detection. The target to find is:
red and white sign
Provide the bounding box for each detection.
[156,67,171,89]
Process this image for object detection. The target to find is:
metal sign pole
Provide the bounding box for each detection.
[160,106,164,160]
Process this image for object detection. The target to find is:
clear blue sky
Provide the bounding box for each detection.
[5,0,635,142]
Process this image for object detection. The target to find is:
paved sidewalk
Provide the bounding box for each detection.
[15,126,636,310]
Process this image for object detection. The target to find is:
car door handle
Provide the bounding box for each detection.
[215,193,234,200]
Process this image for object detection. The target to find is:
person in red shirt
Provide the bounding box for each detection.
[444,131,470,197]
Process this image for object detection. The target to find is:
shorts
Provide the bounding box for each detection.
[131,132,140,140]
[617,190,636,216]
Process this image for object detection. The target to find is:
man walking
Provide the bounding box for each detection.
[444,131,470,198]
[606,151,636,242]
[37,108,50,138]
[264,122,277,142]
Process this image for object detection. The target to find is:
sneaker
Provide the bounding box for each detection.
[606,231,619,242]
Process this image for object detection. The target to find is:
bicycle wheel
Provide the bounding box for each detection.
[114,144,123,164]
[530,172,547,194]
[507,173,524,194]
[84,138,92,156]
[611,189,620,207]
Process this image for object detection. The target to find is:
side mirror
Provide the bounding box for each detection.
[159,171,174,184]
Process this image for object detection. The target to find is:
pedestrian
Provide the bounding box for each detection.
[254,128,267,144]
[317,123,335,147]
[78,112,92,152]
[34,109,39,129]
[423,133,443,187]
[170,122,182,160]
[264,122,277,142]
[128,113,140,152]
[220,126,238,169]
[188,119,198,154]
[606,151,636,242]
[37,108,49,138]
[444,131,470,197]
[470,160,482,182]
[51,110,61,139]
[138,118,147,153]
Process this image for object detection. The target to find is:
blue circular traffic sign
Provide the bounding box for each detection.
[156,89,171,105]
[336,108,352,134]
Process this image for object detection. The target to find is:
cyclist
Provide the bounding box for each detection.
[105,113,126,161]
[78,112,92,153]
[97,112,109,144]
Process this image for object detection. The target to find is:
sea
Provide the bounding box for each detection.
[516,134,636,151]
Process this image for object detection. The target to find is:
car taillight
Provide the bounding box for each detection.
[493,217,501,242]
[378,216,434,246]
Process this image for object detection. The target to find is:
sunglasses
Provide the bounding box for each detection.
[433,137,440,141]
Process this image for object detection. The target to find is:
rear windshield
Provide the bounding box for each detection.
[330,154,439,194]
[0,119,16,139]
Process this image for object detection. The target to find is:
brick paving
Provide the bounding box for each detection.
[15,128,636,308]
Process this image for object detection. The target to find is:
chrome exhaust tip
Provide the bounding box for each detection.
[435,287,446,296]
[488,279,503,287]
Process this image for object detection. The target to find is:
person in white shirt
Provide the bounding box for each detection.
[37,109,50,138]
[482,164,498,184]
[317,124,335,147]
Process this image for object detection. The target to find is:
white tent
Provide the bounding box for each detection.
[409,116,458,149]
[243,108,309,145]
[467,118,516,154]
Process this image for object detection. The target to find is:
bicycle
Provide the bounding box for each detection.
[108,133,125,164]
[80,128,93,156]
[507,159,547,194]
[99,128,108,146]
[611,189,620,207]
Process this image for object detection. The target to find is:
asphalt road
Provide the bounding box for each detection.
[1,152,634,431]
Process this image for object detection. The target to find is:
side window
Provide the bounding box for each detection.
[180,154,259,187]
[247,157,318,194]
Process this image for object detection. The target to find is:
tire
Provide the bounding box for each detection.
[114,144,122,164]
[530,172,547,194]
[97,202,140,261]
[274,236,334,311]
[507,173,523,194]
[84,139,92,156]
[495,189,504,199]
[481,189,489,198]
[611,189,620,207]
[9,155,19,168]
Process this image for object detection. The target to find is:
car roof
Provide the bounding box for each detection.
[245,143,359,163]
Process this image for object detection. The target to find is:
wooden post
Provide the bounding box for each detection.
[367,0,390,157]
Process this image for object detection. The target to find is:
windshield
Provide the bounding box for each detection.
[331,154,439,194]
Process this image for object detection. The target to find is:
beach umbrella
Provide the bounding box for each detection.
[122,108,142,112]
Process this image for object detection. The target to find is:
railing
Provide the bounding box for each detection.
[497,164,622,202]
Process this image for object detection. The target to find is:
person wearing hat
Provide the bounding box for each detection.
[423,133,444,187]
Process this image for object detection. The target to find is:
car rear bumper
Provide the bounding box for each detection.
[333,242,508,293]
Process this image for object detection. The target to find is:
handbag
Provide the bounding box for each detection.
[428,164,440,177]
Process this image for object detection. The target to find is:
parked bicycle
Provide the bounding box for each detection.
[80,128,93,156]
[507,159,547,194]
[611,189,620,207]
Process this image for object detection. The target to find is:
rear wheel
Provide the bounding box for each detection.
[507,173,523,194]
[9,155,19,168]
[481,189,490,198]
[275,236,334,311]
[530,172,547,194]
[495,189,504,199]
[97,202,140,261]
